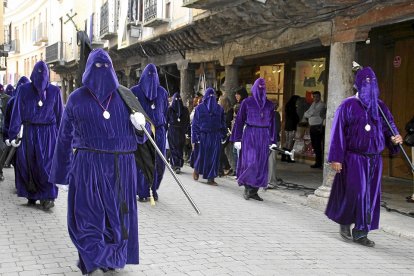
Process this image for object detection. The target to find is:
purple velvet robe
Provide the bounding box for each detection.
[325,96,399,232]
[167,93,190,168]
[191,88,226,179]
[230,78,276,188]
[49,49,139,274]
[4,76,30,140]
[131,63,168,199]
[9,62,63,200]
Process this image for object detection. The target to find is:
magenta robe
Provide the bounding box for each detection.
[325,97,399,232]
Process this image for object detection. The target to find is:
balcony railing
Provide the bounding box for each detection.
[100,0,119,40]
[10,39,20,53]
[45,42,62,64]
[45,41,79,65]
[182,0,240,9]
[143,0,168,27]
[36,22,48,43]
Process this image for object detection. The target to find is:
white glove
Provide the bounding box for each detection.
[234,142,241,150]
[269,144,278,150]
[5,139,11,147]
[11,139,21,147]
[130,112,146,130]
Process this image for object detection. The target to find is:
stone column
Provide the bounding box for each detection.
[177,60,195,107]
[61,78,67,103]
[68,77,74,94]
[224,64,239,104]
[307,42,356,210]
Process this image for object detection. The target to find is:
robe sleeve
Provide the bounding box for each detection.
[327,103,347,163]
[379,101,400,155]
[54,89,64,128]
[8,91,23,140]
[269,109,277,144]
[3,98,14,140]
[49,101,74,185]
[230,100,247,142]
[191,108,200,144]
[220,108,227,140]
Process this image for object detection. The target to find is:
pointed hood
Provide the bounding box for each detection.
[138,63,160,101]
[171,92,183,118]
[30,61,49,99]
[14,76,30,97]
[355,67,379,120]
[82,48,119,102]
[251,78,267,109]
[5,84,14,96]
[203,87,217,112]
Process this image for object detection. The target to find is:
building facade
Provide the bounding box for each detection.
[2,0,414,206]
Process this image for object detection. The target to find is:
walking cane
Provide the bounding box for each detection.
[140,124,201,215]
[378,106,414,172]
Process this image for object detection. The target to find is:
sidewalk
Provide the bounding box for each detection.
[242,160,414,240]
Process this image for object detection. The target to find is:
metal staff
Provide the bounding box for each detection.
[140,124,201,215]
[270,146,295,161]
[378,105,414,172]
[4,125,24,167]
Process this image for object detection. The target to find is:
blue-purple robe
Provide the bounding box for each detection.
[49,49,139,274]
[4,76,30,141]
[131,63,168,199]
[9,62,63,200]
[191,88,226,179]
[230,78,276,188]
[167,93,190,169]
[325,96,399,232]
[5,84,14,96]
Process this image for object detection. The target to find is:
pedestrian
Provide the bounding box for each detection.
[3,77,30,170]
[0,84,11,180]
[131,63,168,202]
[268,100,281,186]
[167,92,190,174]
[218,95,233,176]
[49,49,144,274]
[230,78,276,201]
[231,87,248,176]
[304,91,326,168]
[191,87,227,185]
[325,66,402,247]
[8,61,63,209]
[283,95,300,163]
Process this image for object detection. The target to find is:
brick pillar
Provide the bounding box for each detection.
[307,42,356,210]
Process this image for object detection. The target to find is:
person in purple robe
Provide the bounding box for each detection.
[167,92,190,174]
[8,61,63,209]
[3,77,30,173]
[49,49,143,275]
[230,78,276,201]
[191,88,227,185]
[131,63,168,202]
[5,84,14,96]
[325,67,402,247]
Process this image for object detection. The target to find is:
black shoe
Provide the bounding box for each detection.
[175,168,181,174]
[339,224,352,241]
[0,174,4,181]
[41,200,55,210]
[250,194,263,201]
[310,164,322,169]
[353,236,375,247]
[138,197,148,202]
[27,199,36,206]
